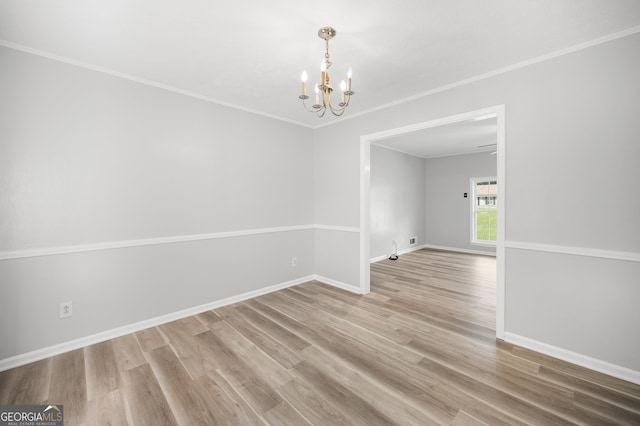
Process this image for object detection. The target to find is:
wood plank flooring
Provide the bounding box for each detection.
[1,248,639,425]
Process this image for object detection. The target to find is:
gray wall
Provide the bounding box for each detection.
[370,146,425,259]
[2,31,640,379]
[314,33,640,373]
[424,152,496,254]
[0,47,314,360]
[370,148,496,260]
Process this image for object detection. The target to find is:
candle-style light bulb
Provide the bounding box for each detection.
[320,62,327,86]
[347,67,353,91]
[314,83,320,105]
[340,80,347,103]
[301,71,308,96]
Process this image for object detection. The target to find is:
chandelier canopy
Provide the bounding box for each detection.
[299,27,354,117]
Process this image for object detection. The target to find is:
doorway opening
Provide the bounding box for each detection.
[359,105,506,339]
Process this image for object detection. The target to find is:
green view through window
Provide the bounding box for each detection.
[471,178,497,244]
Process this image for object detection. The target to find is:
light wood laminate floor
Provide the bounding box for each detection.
[1,249,639,425]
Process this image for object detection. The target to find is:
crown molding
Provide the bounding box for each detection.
[3,24,640,130]
[313,25,640,129]
[0,40,313,129]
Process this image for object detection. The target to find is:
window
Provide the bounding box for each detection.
[471,177,497,245]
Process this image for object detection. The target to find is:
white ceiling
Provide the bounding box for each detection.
[1,1,640,128]
[373,115,498,159]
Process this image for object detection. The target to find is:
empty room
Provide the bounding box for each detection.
[1,1,639,424]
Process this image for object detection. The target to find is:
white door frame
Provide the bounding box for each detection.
[359,104,506,339]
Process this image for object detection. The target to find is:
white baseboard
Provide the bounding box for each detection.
[422,244,496,257]
[370,254,389,263]
[370,244,495,263]
[370,244,429,263]
[313,275,363,294]
[0,275,315,372]
[504,332,640,385]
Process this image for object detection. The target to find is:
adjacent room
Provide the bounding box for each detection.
[1,1,640,424]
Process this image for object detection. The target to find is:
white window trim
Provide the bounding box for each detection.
[470,176,497,247]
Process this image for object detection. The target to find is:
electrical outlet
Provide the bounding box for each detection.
[59,301,72,319]
[291,257,297,267]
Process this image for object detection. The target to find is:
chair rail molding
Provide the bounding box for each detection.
[505,240,640,263]
[0,225,316,261]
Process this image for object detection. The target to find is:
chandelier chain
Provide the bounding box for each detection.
[325,38,331,70]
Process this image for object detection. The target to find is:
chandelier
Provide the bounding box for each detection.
[299,27,354,117]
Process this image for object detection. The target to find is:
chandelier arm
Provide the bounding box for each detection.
[342,92,354,107]
[330,92,352,113]
[300,97,323,113]
[328,102,347,116]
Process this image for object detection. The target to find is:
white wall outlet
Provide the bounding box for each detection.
[59,301,72,319]
[291,257,297,267]
[409,236,417,246]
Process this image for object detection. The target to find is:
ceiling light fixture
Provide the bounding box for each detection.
[299,27,354,117]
